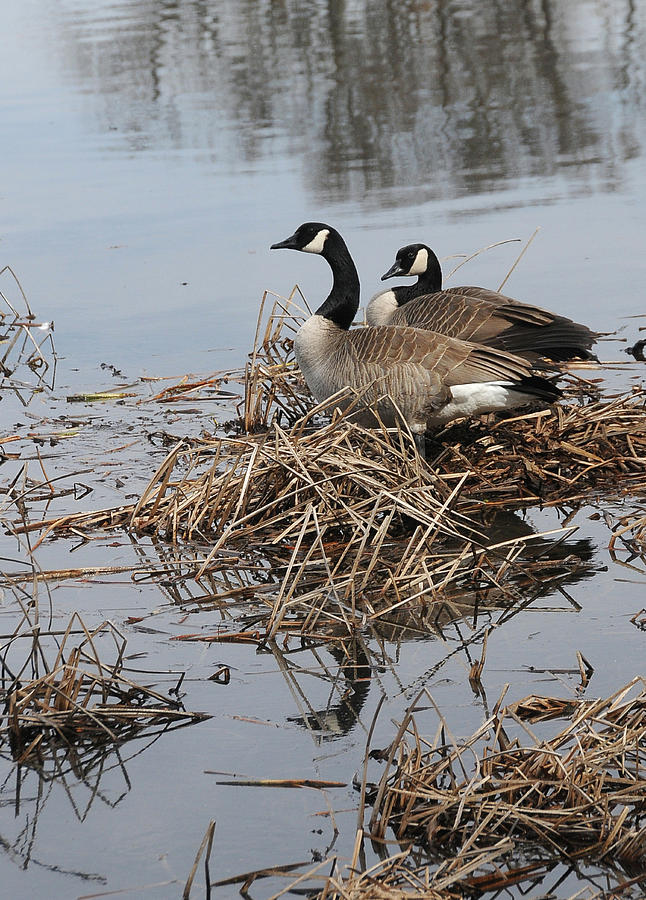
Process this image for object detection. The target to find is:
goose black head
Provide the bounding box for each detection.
[381,244,433,280]
[271,222,333,255]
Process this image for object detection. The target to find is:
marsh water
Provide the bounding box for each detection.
[1,2,646,897]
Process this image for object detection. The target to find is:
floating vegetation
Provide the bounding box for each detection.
[308,842,532,900]
[369,679,646,872]
[0,611,209,768]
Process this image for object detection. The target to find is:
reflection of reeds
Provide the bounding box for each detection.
[370,679,646,868]
[1,612,209,767]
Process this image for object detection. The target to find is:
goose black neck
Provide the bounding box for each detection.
[416,250,443,294]
[316,230,360,330]
[394,281,426,307]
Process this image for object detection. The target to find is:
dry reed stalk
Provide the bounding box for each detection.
[0,264,56,401]
[0,612,209,765]
[369,678,646,872]
[243,287,312,431]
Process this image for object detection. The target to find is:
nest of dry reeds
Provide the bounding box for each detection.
[369,678,646,870]
[13,416,601,640]
[11,290,646,639]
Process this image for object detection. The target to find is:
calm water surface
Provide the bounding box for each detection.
[1,2,646,897]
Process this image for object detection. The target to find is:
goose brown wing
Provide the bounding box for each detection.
[394,291,596,358]
[344,325,451,411]
[346,325,534,386]
[446,286,522,305]
[392,291,554,340]
[391,291,502,338]
[433,337,537,385]
[466,301,597,357]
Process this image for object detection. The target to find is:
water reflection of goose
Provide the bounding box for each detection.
[370,509,598,642]
[284,639,372,741]
[368,243,596,362]
[271,223,560,456]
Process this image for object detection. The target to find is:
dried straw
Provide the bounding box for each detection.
[0,612,209,766]
[370,678,646,869]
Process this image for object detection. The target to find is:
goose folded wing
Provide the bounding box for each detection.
[346,325,534,386]
[393,291,501,338]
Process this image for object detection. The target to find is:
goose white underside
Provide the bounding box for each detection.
[366,289,398,325]
[431,381,536,424]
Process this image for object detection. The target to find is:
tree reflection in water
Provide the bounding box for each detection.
[58,0,646,206]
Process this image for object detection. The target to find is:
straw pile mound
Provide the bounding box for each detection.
[18,412,600,639]
[431,391,646,509]
[14,388,646,550]
[369,678,646,868]
[1,614,208,766]
[244,294,646,508]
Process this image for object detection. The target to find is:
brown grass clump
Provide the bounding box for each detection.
[369,678,646,870]
[241,289,646,510]
[1,612,209,767]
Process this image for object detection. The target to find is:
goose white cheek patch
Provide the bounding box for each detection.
[408,247,429,276]
[302,229,330,254]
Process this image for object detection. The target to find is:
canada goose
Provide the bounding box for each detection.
[368,243,596,362]
[270,223,560,456]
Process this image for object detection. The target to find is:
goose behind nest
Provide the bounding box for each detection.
[367,242,597,362]
[271,223,561,456]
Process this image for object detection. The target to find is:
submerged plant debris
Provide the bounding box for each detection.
[0,610,209,768]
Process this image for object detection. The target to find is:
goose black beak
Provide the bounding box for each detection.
[271,232,299,251]
[381,260,406,281]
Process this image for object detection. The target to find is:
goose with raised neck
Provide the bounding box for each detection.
[271,223,561,456]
